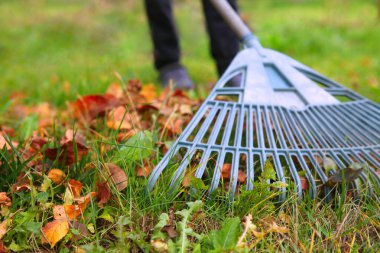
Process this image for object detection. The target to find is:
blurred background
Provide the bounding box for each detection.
[0,0,379,106]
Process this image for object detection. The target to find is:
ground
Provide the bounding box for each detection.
[0,0,379,252]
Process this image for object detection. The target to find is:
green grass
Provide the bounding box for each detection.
[0,0,380,252]
[0,0,379,106]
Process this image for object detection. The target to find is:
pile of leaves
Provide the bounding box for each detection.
[0,80,208,251]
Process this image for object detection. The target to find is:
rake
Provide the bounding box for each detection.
[148,0,380,200]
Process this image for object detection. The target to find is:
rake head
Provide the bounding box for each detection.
[148,46,380,200]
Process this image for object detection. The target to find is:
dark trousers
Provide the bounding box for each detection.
[144,0,240,76]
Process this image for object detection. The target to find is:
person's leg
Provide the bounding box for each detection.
[144,0,193,89]
[201,0,240,77]
[144,0,180,70]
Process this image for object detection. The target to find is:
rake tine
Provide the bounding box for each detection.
[283,154,303,198]
[229,151,240,200]
[296,153,318,198]
[148,145,182,191]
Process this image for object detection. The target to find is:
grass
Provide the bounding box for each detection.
[0,0,379,105]
[0,0,380,252]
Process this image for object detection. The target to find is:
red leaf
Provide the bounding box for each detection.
[96,181,111,207]
[45,141,89,166]
[70,94,120,121]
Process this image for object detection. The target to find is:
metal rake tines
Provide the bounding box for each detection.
[148,99,380,200]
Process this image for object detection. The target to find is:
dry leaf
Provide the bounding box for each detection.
[268,222,289,234]
[53,205,68,220]
[41,219,69,248]
[151,240,168,252]
[135,164,152,177]
[221,164,247,183]
[68,179,83,198]
[70,94,120,121]
[105,163,128,191]
[0,240,7,253]
[11,172,31,192]
[300,176,309,190]
[0,132,18,151]
[106,106,139,130]
[0,193,11,208]
[140,84,157,103]
[106,83,124,98]
[45,140,89,166]
[48,169,66,185]
[96,181,111,207]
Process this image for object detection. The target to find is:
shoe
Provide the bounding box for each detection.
[159,63,194,90]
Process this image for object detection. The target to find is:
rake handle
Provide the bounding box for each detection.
[210,0,263,50]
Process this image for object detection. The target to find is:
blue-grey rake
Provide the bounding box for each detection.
[148,0,380,200]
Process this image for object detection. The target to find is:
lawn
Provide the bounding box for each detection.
[0,0,379,252]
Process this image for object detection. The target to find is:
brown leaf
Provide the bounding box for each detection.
[48,169,66,185]
[45,140,89,166]
[71,221,88,240]
[161,207,177,238]
[11,172,31,192]
[300,176,309,190]
[135,164,152,177]
[0,193,11,207]
[221,164,246,183]
[105,163,128,191]
[70,94,120,121]
[328,166,364,185]
[0,240,7,253]
[96,181,111,207]
[41,219,69,248]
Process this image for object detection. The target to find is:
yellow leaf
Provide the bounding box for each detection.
[48,169,66,185]
[140,84,157,103]
[41,219,69,248]
[151,239,168,252]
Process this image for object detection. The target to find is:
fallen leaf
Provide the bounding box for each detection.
[0,240,7,253]
[70,94,120,121]
[0,193,11,207]
[328,164,364,184]
[0,218,11,239]
[41,219,69,248]
[300,176,309,190]
[45,140,89,166]
[135,164,152,177]
[106,106,139,130]
[96,181,111,207]
[150,239,168,252]
[221,164,246,183]
[53,205,68,220]
[48,169,66,185]
[105,163,128,191]
[161,207,177,238]
[11,172,31,192]
[106,83,124,98]
[68,179,83,198]
[140,84,157,103]
[268,222,289,234]
[0,132,18,151]
[71,221,88,240]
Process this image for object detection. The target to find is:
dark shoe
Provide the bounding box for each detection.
[159,63,194,90]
